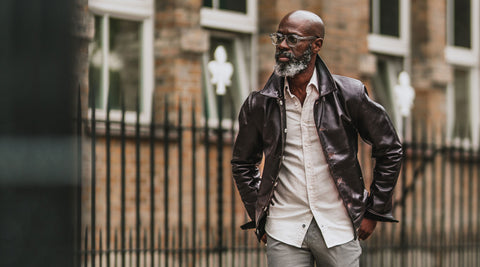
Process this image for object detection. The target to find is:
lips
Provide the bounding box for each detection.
[275,51,293,62]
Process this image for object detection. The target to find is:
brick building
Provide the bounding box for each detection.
[75,0,480,266]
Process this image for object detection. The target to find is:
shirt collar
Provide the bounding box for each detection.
[284,68,319,98]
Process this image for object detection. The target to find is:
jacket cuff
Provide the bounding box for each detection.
[240,220,256,230]
[364,209,399,223]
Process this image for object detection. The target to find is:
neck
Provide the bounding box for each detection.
[288,63,315,93]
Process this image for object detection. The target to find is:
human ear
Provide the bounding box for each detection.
[312,38,323,53]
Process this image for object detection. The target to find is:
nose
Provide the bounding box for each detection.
[278,37,290,50]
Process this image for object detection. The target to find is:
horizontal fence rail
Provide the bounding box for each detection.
[79,90,480,267]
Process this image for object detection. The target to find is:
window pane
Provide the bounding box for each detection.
[207,38,236,119]
[453,69,470,139]
[371,56,403,121]
[109,18,141,112]
[203,0,212,8]
[453,0,471,48]
[379,0,399,36]
[220,0,246,13]
[89,15,104,109]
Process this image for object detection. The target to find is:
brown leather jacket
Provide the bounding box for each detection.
[231,56,403,240]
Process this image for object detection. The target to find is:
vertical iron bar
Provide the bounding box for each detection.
[476,149,480,267]
[430,127,438,266]
[400,117,408,267]
[459,144,465,267]
[114,229,118,267]
[407,123,420,266]
[85,227,89,267]
[150,102,156,267]
[99,230,103,267]
[216,94,224,266]
[90,81,97,267]
[440,131,447,267]
[143,228,147,267]
[106,96,112,267]
[467,145,474,267]
[164,97,170,267]
[129,229,133,267]
[420,124,427,267]
[449,143,456,267]
[135,92,141,267]
[120,91,127,267]
[191,100,197,267]
[178,100,184,267]
[76,86,83,267]
[144,229,148,267]
[158,230,162,267]
[230,107,236,267]
[204,98,211,267]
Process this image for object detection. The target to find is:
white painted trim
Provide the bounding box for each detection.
[200,8,256,33]
[445,81,454,142]
[445,46,478,67]
[89,0,153,19]
[368,34,408,56]
[368,0,410,58]
[470,67,479,147]
[445,0,480,147]
[201,0,257,33]
[101,15,110,110]
[141,17,154,123]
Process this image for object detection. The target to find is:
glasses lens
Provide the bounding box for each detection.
[286,35,298,46]
[270,33,283,45]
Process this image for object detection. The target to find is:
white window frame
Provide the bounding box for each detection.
[88,0,154,124]
[368,0,411,134]
[445,0,480,147]
[200,0,257,128]
[200,0,257,33]
[368,0,411,58]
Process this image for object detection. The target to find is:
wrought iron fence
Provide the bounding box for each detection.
[78,92,266,267]
[361,124,480,267]
[78,90,480,267]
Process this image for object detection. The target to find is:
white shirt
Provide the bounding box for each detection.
[265,69,354,248]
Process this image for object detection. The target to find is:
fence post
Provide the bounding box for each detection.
[216,93,224,266]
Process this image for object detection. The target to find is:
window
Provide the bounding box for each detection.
[368,0,410,56]
[201,0,257,124]
[445,0,479,146]
[201,0,257,33]
[202,34,251,122]
[203,0,246,13]
[447,0,471,48]
[371,56,404,124]
[370,0,399,37]
[368,0,410,132]
[88,0,154,123]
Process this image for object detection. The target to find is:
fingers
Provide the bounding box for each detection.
[261,234,267,244]
[357,229,372,240]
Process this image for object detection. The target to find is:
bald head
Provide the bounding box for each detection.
[280,10,325,39]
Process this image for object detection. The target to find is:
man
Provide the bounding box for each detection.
[231,10,403,266]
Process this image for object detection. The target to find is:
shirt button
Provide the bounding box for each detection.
[302,224,306,228]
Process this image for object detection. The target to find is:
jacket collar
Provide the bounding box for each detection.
[259,55,337,98]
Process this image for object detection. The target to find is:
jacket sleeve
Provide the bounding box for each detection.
[231,93,263,223]
[350,85,403,222]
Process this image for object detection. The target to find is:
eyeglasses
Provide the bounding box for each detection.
[269,32,319,47]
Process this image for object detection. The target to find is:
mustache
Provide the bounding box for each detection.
[275,50,294,61]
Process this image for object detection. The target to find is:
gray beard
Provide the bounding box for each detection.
[274,45,313,77]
